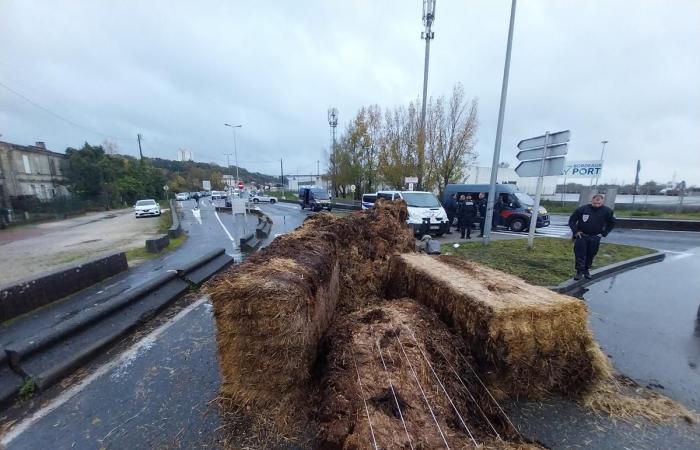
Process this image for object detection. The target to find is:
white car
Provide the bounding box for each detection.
[250,193,277,204]
[175,192,189,201]
[375,190,449,236]
[211,191,225,199]
[134,199,161,218]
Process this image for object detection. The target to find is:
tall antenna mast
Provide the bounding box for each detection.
[328,107,339,195]
[419,0,436,190]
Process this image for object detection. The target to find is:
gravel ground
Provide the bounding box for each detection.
[0,208,162,285]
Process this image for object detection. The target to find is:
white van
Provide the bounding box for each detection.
[376,190,450,236]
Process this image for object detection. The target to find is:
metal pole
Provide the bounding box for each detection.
[527,131,548,249]
[419,0,436,191]
[595,140,607,186]
[561,176,567,206]
[233,128,240,185]
[483,0,517,245]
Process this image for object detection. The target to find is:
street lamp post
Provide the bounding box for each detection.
[595,140,608,186]
[224,123,243,185]
[419,0,437,190]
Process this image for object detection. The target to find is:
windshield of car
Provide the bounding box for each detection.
[362,194,376,203]
[514,192,534,206]
[135,200,156,206]
[311,189,329,200]
[401,192,441,208]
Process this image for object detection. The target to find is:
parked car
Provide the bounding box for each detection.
[175,192,189,201]
[134,199,161,218]
[361,193,377,210]
[442,183,549,232]
[376,190,449,236]
[250,193,277,204]
[211,191,225,199]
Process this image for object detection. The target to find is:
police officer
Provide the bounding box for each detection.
[568,193,617,280]
[477,192,487,237]
[456,194,477,239]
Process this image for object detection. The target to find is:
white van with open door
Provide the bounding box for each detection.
[375,190,449,236]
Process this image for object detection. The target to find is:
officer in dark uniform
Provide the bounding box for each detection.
[477,192,487,237]
[456,194,477,239]
[568,193,617,280]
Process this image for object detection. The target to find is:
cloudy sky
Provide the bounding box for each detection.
[1,0,699,185]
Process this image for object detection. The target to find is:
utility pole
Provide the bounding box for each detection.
[280,157,285,197]
[419,0,436,191]
[137,133,144,161]
[317,160,320,179]
[483,0,517,245]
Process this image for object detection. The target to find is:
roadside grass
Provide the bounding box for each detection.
[541,200,700,220]
[125,234,187,264]
[158,209,173,233]
[441,237,654,286]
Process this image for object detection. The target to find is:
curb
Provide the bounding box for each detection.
[551,251,666,296]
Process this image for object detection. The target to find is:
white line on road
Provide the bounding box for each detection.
[191,208,202,225]
[214,210,234,242]
[0,297,209,447]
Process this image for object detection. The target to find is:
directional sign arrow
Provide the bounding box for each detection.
[517,130,571,150]
[516,143,569,161]
[515,156,566,177]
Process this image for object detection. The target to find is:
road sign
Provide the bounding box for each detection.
[404,176,418,184]
[408,183,414,191]
[517,130,571,150]
[515,156,566,177]
[202,180,211,190]
[230,198,246,214]
[238,181,244,189]
[562,160,603,177]
[516,143,568,161]
[163,185,169,191]
[350,184,356,193]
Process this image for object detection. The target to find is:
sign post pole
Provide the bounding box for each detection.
[527,131,549,249]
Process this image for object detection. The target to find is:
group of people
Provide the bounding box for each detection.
[447,192,504,239]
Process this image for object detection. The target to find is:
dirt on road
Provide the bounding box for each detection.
[0,208,162,285]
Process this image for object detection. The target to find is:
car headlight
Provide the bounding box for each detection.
[539,206,547,214]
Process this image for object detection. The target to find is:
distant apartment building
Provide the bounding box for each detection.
[177,148,193,161]
[0,140,69,208]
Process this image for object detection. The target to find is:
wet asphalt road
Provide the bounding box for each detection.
[0,202,309,450]
[3,205,699,449]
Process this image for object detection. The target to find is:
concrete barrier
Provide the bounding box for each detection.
[6,272,178,365]
[239,232,261,252]
[145,234,170,253]
[256,218,272,238]
[615,217,700,232]
[0,253,128,322]
[168,199,182,238]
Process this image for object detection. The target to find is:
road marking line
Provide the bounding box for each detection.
[191,208,202,225]
[214,211,234,241]
[0,297,209,447]
[670,253,694,261]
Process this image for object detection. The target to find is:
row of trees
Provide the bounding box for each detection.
[62,143,282,209]
[328,83,479,199]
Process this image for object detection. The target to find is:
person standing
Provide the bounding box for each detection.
[477,192,487,237]
[456,194,477,239]
[568,193,617,280]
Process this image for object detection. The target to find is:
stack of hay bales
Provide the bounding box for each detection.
[385,254,612,398]
[318,299,540,449]
[207,201,414,426]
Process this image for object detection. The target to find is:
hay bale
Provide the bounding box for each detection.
[385,254,611,398]
[207,201,414,428]
[318,299,542,449]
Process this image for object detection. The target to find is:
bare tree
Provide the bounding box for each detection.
[427,83,478,196]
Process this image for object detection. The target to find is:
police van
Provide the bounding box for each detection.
[442,183,549,232]
[376,190,450,236]
[361,193,377,210]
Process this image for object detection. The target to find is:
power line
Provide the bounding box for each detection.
[0,80,134,141]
